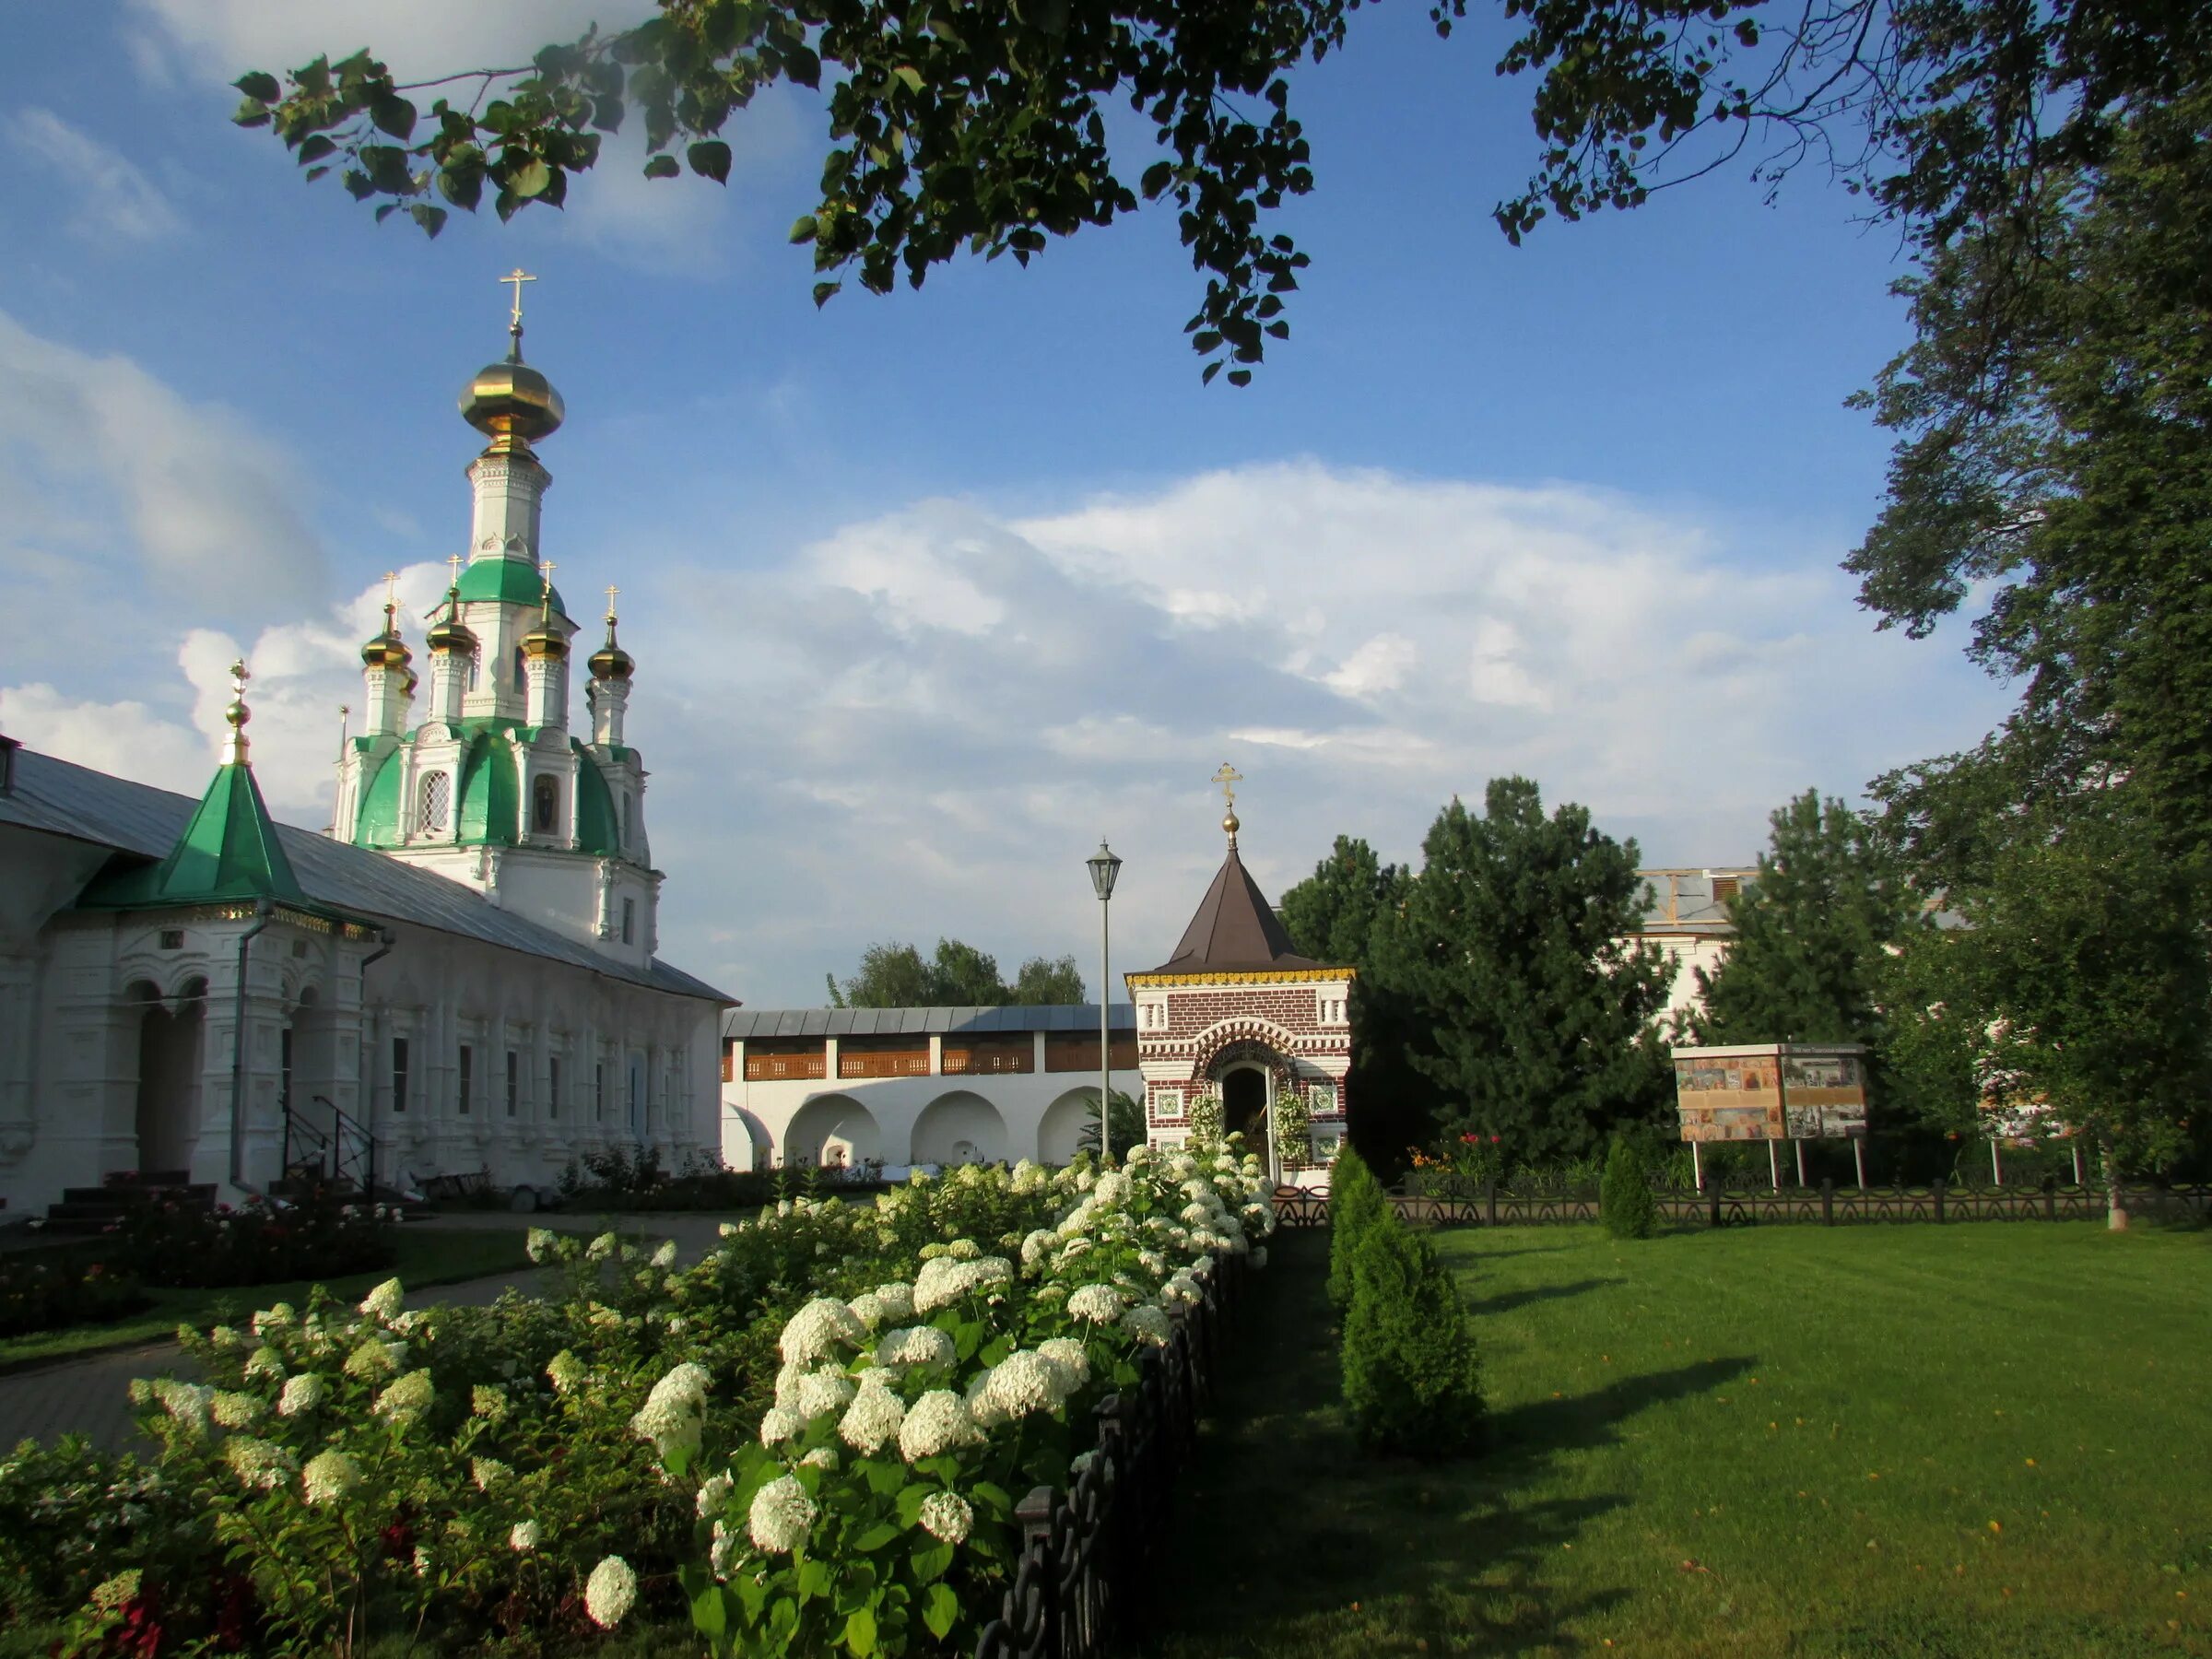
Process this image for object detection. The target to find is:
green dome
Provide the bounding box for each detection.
[455,558,568,614]
[574,748,620,855]
[457,734,523,845]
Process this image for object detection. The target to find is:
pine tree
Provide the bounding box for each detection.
[1371,779,1673,1160]
[1326,1145,1387,1312]
[1600,1136,1659,1239]
[1341,1212,1485,1454]
[1695,790,1924,1046]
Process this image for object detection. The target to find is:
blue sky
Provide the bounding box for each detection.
[0,2,2012,1005]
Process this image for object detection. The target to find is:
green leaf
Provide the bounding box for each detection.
[643,154,680,180]
[796,1557,833,1604]
[297,135,336,166]
[1228,369,1253,386]
[813,281,841,308]
[843,1606,878,1657]
[863,1458,905,1499]
[232,71,281,104]
[853,1521,902,1552]
[370,94,417,141]
[1202,360,1223,385]
[693,1583,730,1639]
[970,1481,1013,1515]
[894,1484,930,1527]
[891,65,925,94]
[788,214,818,244]
[1141,160,1174,197]
[923,1582,959,1641]
[910,1536,955,1581]
[410,202,448,238]
[374,202,398,223]
[509,158,553,198]
[232,97,273,128]
[688,139,733,183]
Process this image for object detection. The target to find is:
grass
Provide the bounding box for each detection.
[0,1227,536,1371]
[1150,1221,2211,1659]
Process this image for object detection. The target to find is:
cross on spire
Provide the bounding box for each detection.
[605,583,619,622]
[538,560,557,621]
[1212,761,1243,811]
[501,267,536,328]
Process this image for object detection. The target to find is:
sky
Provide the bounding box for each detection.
[0,2,2015,1006]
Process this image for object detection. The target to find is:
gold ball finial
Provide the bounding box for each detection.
[222,660,252,763]
[1223,808,1240,839]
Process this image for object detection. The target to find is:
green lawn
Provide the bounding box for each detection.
[1152,1222,2211,1659]
[0,1227,535,1371]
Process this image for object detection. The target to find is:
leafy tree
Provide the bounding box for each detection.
[1279,837,1431,1173]
[1879,796,2212,1229]
[1341,1211,1484,1455]
[1007,954,1087,1006]
[829,938,1087,1006]
[1372,780,1672,1162]
[1599,1135,1658,1240]
[1694,788,1926,1046]
[223,3,2212,382]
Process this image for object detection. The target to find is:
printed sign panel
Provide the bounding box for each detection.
[1671,1045,1868,1142]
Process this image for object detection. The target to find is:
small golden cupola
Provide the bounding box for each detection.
[460,269,564,456]
[360,599,413,671]
[426,582,477,655]
[588,602,634,683]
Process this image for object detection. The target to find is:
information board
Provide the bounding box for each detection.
[1670,1044,1867,1142]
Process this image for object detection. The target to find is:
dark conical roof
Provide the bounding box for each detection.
[1143,844,1321,975]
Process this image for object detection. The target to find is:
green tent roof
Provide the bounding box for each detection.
[456,556,569,614]
[80,759,308,910]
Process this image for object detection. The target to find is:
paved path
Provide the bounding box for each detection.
[0,1211,738,1453]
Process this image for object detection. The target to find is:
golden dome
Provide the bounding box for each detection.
[521,617,569,660]
[588,617,634,681]
[460,337,564,453]
[361,604,413,670]
[427,587,477,653]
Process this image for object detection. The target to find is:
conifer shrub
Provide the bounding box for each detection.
[1341,1213,1485,1454]
[1326,1145,1387,1311]
[1600,1135,1660,1239]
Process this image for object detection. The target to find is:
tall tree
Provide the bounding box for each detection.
[1878,796,2212,1228]
[926,938,1006,1006]
[1694,789,1925,1046]
[1007,955,1087,1006]
[1371,780,1672,1161]
[224,2,2212,382]
[1278,836,1430,1171]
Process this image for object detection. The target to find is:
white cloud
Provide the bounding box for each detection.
[8,460,2011,1009]
[124,0,631,87]
[0,309,327,618]
[6,109,182,242]
[0,683,206,794]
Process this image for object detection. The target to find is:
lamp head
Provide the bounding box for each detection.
[1087,840,1123,901]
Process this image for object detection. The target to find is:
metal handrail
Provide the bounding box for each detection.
[279,1095,377,1194]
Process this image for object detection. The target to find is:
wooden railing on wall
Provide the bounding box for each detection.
[838,1047,932,1079]
[1043,1036,1140,1074]
[743,1050,828,1082]
[944,1042,1035,1076]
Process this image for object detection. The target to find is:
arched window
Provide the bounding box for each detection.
[466,648,480,690]
[512,645,527,688]
[532,775,559,835]
[418,771,451,834]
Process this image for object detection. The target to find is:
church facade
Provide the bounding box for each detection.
[0,307,729,1219]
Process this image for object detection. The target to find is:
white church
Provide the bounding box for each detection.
[0,302,731,1220]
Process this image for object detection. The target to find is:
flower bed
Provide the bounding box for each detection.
[0,1253,147,1339]
[109,1182,394,1289]
[1,1145,1276,1656]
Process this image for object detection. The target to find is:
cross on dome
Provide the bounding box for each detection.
[502,267,536,329]
[1212,761,1244,844]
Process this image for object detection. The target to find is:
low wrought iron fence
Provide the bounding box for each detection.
[1268,1180,2211,1229]
[972,1253,1243,1659]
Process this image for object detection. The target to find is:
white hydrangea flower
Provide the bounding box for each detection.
[223,1435,295,1490]
[1093,1171,1130,1206]
[510,1520,541,1552]
[547,1350,587,1394]
[652,1239,679,1268]
[710,1519,741,1579]
[276,1373,325,1418]
[1019,1229,1056,1265]
[343,1338,402,1381]
[1163,1274,1204,1306]
[965,1370,1009,1431]
[747,1475,817,1553]
[759,1406,806,1446]
[586,1232,618,1262]
[795,1367,855,1420]
[1180,1202,1214,1226]
[919,1490,973,1544]
[697,1471,735,1518]
[358,1278,405,1321]
[982,1350,1065,1419]
[1037,1337,1090,1393]
[631,1361,712,1458]
[877,1325,955,1371]
[1066,1284,1125,1324]
[847,1291,888,1328]
[524,1227,555,1263]
[780,1297,864,1366]
[242,1346,285,1382]
[802,1445,840,1470]
[472,1457,512,1491]
[152,1380,213,1436]
[871,1282,916,1322]
[945,1237,982,1261]
[584,1555,637,1628]
[301,1449,362,1505]
[912,1255,1013,1314]
[1122,1304,1173,1347]
[471,1384,509,1422]
[840,1380,906,1455]
[210,1390,263,1429]
[374,1369,436,1423]
[252,1300,296,1334]
[898,1390,979,1461]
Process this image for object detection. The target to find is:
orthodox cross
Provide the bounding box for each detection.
[447,552,465,583]
[501,267,536,327]
[382,571,399,606]
[605,583,619,622]
[538,560,558,617]
[1212,761,1243,813]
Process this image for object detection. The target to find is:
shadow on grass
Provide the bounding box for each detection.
[1145,1231,1753,1658]
[1468,1277,1625,1318]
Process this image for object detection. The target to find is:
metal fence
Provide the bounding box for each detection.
[1269,1180,2212,1229]
[973,1253,1244,1659]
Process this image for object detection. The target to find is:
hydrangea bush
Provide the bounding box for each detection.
[9,1146,1273,1657]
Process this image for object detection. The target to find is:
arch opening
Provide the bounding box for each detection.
[785,1094,883,1171]
[911,1091,1008,1167]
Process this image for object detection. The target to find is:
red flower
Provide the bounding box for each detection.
[1489,1135,1500,1145]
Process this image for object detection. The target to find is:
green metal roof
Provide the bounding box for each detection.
[457,733,521,845]
[456,556,568,614]
[80,759,310,910]
[575,756,619,855]
[345,722,632,857]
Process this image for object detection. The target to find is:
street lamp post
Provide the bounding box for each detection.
[1087,841,1123,1163]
